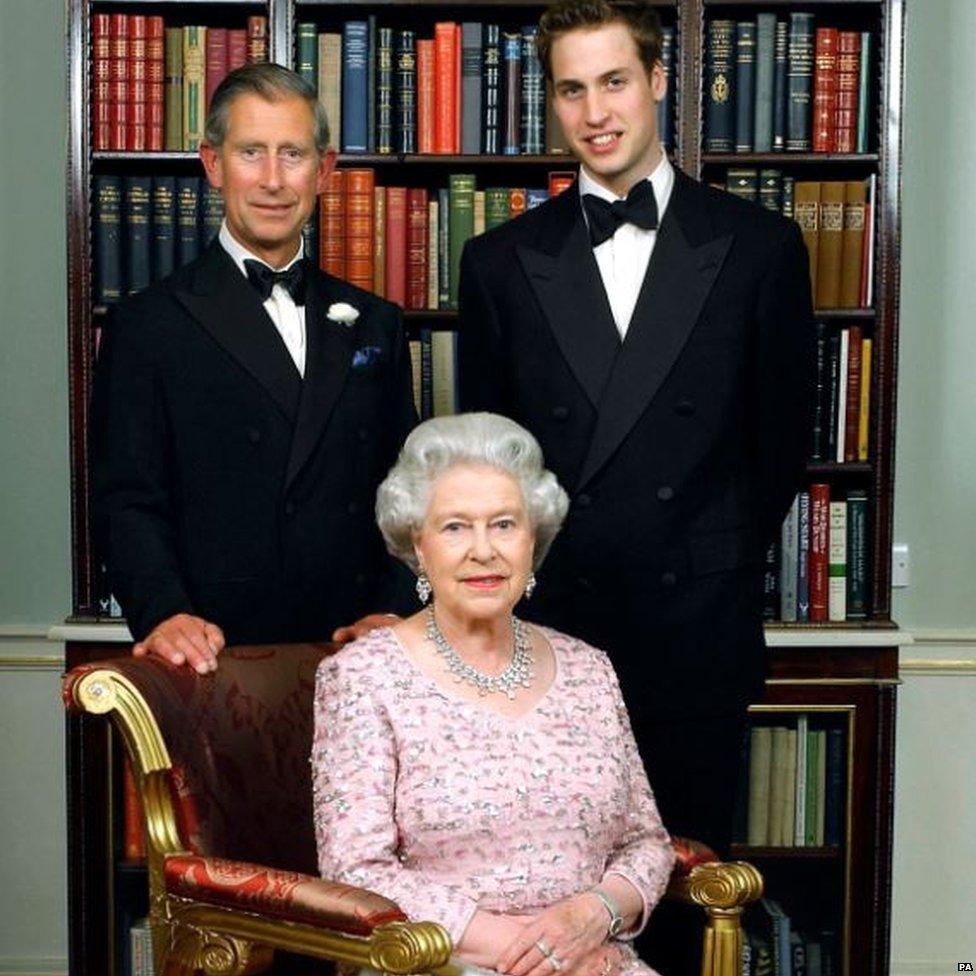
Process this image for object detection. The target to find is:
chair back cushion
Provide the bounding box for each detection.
[106,644,333,874]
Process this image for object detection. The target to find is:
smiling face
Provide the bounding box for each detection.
[200,92,335,268]
[413,464,536,628]
[550,21,666,197]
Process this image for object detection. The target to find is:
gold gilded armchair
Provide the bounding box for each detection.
[63,645,761,976]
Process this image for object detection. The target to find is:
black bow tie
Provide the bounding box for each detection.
[582,179,659,247]
[244,258,307,305]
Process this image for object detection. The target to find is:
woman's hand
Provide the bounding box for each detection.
[495,893,610,976]
[564,943,626,976]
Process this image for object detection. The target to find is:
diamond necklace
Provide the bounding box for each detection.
[425,606,535,700]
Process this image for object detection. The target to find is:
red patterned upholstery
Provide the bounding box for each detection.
[671,836,719,876]
[71,644,335,874]
[164,855,406,934]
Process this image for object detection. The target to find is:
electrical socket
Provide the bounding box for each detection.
[892,543,910,588]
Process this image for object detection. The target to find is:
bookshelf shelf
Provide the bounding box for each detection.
[335,153,575,165]
[92,151,203,162]
[730,845,843,860]
[805,461,872,475]
[815,308,876,319]
[701,153,879,165]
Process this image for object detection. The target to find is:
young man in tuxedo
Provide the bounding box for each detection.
[459,1,814,964]
[91,64,416,674]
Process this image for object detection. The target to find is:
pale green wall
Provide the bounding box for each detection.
[892,0,976,630]
[0,0,71,625]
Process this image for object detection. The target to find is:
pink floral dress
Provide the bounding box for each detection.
[312,626,674,975]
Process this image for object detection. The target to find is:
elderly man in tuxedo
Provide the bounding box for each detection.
[458,0,815,943]
[92,63,415,674]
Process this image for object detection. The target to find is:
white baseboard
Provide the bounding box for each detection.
[891,958,975,975]
[0,959,67,976]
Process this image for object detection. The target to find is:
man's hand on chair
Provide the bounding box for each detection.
[133,613,225,674]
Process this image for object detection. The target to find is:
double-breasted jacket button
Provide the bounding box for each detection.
[551,405,570,421]
[576,493,592,509]
[576,576,593,592]
[246,427,261,444]
[347,500,361,516]
[357,427,369,443]
[656,485,675,502]
[674,399,696,417]
[284,500,296,517]
[661,571,677,587]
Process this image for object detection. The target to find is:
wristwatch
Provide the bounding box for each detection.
[589,887,624,938]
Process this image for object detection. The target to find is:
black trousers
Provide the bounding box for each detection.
[633,712,748,976]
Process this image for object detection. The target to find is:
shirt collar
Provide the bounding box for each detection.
[578,150,674,223]
[218,220,304,279]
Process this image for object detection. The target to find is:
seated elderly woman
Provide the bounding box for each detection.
[312,413,675,976]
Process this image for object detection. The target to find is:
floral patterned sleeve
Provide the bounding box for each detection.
[596,653,676,938]
[311,652,479,944]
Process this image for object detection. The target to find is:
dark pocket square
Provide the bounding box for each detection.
[351,345,384,370]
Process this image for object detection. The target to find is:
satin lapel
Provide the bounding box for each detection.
[284,266,354,489]
[516,192,620,408]
[171,242,302,422]
[577,189,733,490]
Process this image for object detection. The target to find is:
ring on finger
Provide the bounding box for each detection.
[599,955,613,976]
[549,955,564,973]
[535,939,553,958]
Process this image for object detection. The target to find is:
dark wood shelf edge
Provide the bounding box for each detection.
[702,153,879,165]
[729,845,843,859]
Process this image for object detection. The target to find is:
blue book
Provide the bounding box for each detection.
[175,176,200,270]
[705,20,735,153]
[772,20,789,151]
[734,21,756,152]
[482,25,501,154]
[797,491,811,621]
[93,175,123,305]
[824,728,845,845]
[753,14,776,152]
[341,21,370,153]
[787,12,815,151]
[526,188,548,210]
[657,27,675,151]
[520,26,544,154]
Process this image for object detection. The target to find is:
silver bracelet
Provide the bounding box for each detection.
[588,886,624,938]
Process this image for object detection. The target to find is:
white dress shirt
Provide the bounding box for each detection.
[578,153,675,340]
[219,221,307,377]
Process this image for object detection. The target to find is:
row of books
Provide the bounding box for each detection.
[812,324,872,464]
[297,20,675,156]
[767,487,868,624]
[722,172,876,309]
[745,901,840,976]
[706,14,872,155]
[735,719,845,848]
[93,175,224,304]
[314,168,574,312]
[91,14,269,153]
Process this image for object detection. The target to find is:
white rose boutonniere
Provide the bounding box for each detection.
[327,302,360,327]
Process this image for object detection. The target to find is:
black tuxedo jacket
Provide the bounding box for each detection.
[91,241,417,644]
[459,169,815,721]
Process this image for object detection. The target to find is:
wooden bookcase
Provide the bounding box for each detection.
[63,0,904,973]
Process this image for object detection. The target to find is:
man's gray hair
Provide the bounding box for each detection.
[204,62,331,152]
[376,413,570,574]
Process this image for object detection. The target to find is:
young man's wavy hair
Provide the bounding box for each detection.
[536,0,664,83]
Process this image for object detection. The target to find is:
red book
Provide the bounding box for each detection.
[345,169,375,293]
[509,187,527,220]
[122,757,145,861]
[809,483,831,621]
[385,186,408,307]
[416,39,435,154]
[843,326,863,461]
[319,170,345,279]
[205,28,229,113]
[433,23,457,154]
[247,16,268,64]
[126,15,147,151]
[406,188,429,310]
[548,171,575,196]
[812,28,838,153]
[228,29,248,73]
[146,17,165,151]
[836,32,861,154]
[109,14,128,151]
[92,14,112,150]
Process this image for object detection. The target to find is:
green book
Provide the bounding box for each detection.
[484,187,510,231]
[182,26,206,151]
[164,28,183,152]
[847,490,868,618]
[296,24,318,95]
[804,728,820,845]
[857,32,871,152]
[447,173,476,309]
